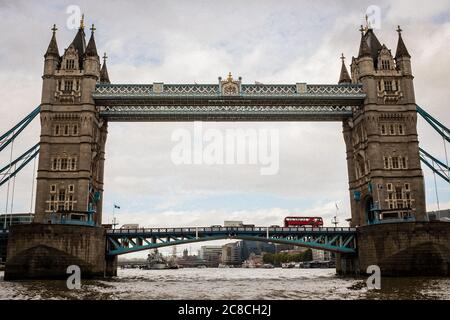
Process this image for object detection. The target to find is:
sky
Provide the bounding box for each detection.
[0,0,449,258]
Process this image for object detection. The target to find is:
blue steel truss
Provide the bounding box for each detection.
[106,226,357,256]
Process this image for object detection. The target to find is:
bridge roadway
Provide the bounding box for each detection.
[106,226,357,256]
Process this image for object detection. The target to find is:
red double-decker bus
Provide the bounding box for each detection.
[284,216,323,227]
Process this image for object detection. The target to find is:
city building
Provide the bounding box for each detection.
[176,248,204,268]
[311,249,333,261]
[199,245,222,267]
[239,240,276,260]
[221,242,242,265]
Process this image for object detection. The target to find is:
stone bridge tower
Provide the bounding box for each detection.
[34,21,109,226]
[341,26,426,227]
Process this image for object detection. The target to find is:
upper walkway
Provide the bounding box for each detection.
[93,83,365,122]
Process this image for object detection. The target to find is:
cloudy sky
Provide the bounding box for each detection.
[0,0,449,257]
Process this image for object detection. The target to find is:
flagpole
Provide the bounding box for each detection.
[112,205,115,229]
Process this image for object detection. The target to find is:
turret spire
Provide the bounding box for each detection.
[338,53,352,84]
[85,24,99,57]
[358,27,371,58]
[100,52,110,83]
[395,25,411,59]
[44,24,60,58]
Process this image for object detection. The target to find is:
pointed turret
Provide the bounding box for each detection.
[338,54,352,84]
[85,24,99,57]
[358,26,371,58]
[44,24,60,58]
[83,24,100,77]
[395,26,411,59]
[69,15,86,68]
[395,26,413,77]
[365,28,382,61]
[43,25,60,78]
[100,53,110,83]
[71,22,86,55]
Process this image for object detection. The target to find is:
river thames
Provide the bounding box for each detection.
[0,268,449,300]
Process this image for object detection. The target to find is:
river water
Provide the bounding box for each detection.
[0,268,449,300]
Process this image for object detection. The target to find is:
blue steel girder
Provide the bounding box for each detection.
[106,226,357,256]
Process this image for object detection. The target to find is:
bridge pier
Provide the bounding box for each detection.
[4,224,114,280]
[337,222,450,276]
[105,255,118,277]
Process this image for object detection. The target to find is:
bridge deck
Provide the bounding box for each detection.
[106,226,357,255]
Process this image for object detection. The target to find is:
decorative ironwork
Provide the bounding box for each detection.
[94,83,364,98]
[94,84,153,96]
[241,84,297,95]
[306,84,364,95]
[163,84,218,95]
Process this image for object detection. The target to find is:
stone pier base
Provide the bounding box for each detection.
[4,223,116,280]
[337,222,450,276]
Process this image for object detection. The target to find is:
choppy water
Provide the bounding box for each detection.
[0,268,449,300]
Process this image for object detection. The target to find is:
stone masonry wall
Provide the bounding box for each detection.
[356,222,450,276]
[4,224,109,280]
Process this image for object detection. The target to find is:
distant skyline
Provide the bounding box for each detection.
[0,0,449,257]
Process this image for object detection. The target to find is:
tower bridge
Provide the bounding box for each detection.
[1,20,450,279]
